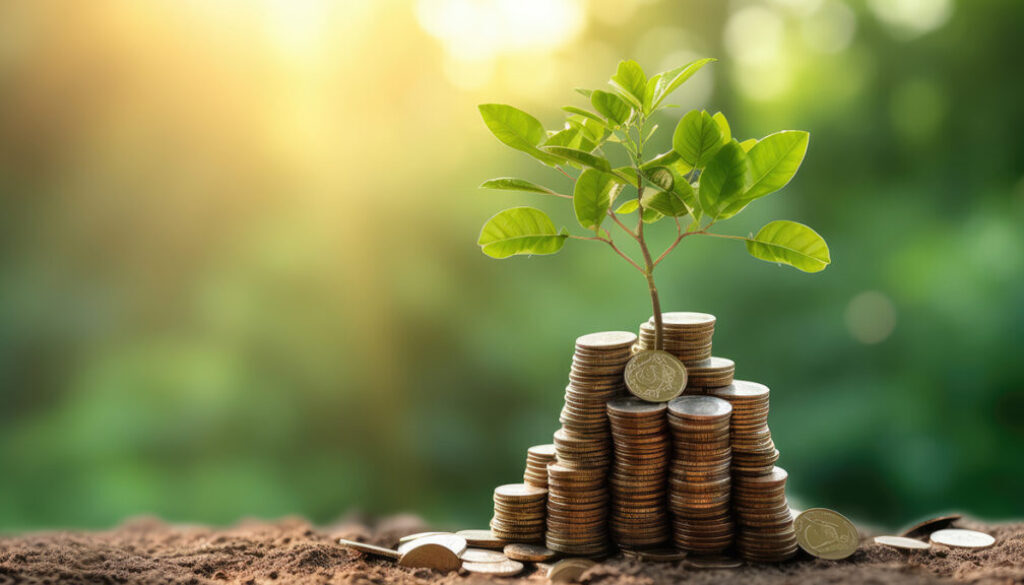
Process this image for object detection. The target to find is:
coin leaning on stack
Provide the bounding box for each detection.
[713,381,778,477]
[545,462,611,557]
[732,467,798,562]
[524,444,556,489]
[491,483,547,543]
[606,397,671,548]
[636,312,716,366]
[666,396,735,553]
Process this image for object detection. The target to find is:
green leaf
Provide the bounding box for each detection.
[745,220,830,273]
[642,149,692,174]
[543,146,611,172]
[612,166,639,187]
[739,138,758,152]
[591,90,631,125]
[643,74,662,113]
[645,167,674,191]
[652,57,716,109]
[743,130,809,200]
[712,112,731,144]
[643,188,688,217]
[573,169,622,230]
[699,140,750,219]
[610,60,647,108]
[545,126,587,150]
[673,177,699,217]
[673,110,724,168]
[641,207,664,223]
[565,116,604,143]
[615,200,639,214]
[479,104,563,166]
[480,177,560,196]
[478,207,569,259]
[561,106,607,127]
[574,88,593,98]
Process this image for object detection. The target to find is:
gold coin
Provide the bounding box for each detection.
[873,535,931,550]
[397,533,468,557]
[494,483,548,499]
[900,514,961,538]
[929,529,995,549]
[397,542,463,571]
[547,558,597,582]
[794,508,859,560]
[337,539,400,560]
[503,543,559,562]
[625,350,687,402]
[683,554,742,569]
[456,529,505,549]
[461,548,509,563]
[397,531,449,544]
[576,331,638,349]
[462,559,524,577]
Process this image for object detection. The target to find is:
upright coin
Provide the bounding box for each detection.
[397,542,463,571]
[337,539,400,560]
[548,558,596,582]
[873,536,931,550]
[397,534,468,557]
[900,514,962,538]
[625,350,687,402]
[794,508,859,560]
[929,529,995,549]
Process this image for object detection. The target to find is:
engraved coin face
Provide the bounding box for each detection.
[794,508,859,560]
[625,350,687,402]
[929,529,995,549]
[873,535,931,550]
[463,560,524,576]
[460,548,510,563]
[397,542,463,571]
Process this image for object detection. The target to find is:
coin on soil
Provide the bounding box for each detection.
[794,508,859,560]
[462,559,524,577]
[398,531,448,544]
[456,529,505,549]
[461,548,508,563]
[929,529,995,549]
[873,536,931,550]
[503,543,558,562]
[548,558,596,582]
[337,539,399,560]
[900,514,962,538]
[683,555,742,569]
[397,533,467,557]
[625,349,687,402]
[398,542,463,571]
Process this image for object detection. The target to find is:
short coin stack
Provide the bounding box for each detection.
[685,357,736,392]
[545,463,610,556]
[713,381,778,477]
[606,398,671,548]
[523,444,557,489]
[491,483,547,544]
[732,467,798,562]
[636,312,716,366]
[666,396,735,553]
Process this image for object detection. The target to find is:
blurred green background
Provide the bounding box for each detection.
[1,0,1022,533]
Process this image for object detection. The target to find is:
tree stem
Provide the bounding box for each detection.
[632,121,664,350]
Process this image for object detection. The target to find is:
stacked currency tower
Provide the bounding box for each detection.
[490,312,798,562]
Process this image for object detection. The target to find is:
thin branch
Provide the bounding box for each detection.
[569,233,644,273]
[555,166,575,182]
[607,210,639,239]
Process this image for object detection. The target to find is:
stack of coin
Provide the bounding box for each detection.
[666,396,735,553]
[523,444,557,489]
[556,331,636,470]
[636,313,715,366]
[685,357,735,392]
[732,467,798,562]
[545,463,610,556]
[606,398,671,548]
[491,483,547,543]
[712,381,778,476]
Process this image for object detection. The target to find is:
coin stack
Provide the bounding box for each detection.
[712,381,778,477]
[491,483,548,544]
[685,357,735,393]
[732,467,798,562]
[606,398,671,548]
[636,312,715,366]
[545,463,610,556]
[666,396,735,553]
[523,444,557,489]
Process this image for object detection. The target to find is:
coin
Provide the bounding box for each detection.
[547,558,596,582]
[625,350,687,402]
[397,531,449,545]
[900,514,962,538]
[608,397,671,548]
[628,547,687,562]
[337,539,400,560]
[794,508,859,560]
[683,554,743,569]
[397,542,463,571]
[397,533,468,557]
[462,559,524,576]
[576,331,637,350]
[873,536,931,550]
[929,529,995,549]
[457,529,505,549]
[461,548,508,563]
[503,543,558,562]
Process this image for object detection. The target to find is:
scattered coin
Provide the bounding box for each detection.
[625,547,687,562]
[625,349,688,402]
[397,542,463,571]
[461,548,508,563]
[337,539,400,560]
[462,559,524,577]
[397,533,467,557]
[874,536,931,550]
[900,514,962,538]
[794,508,859,560]
[929,529,995,549]
[547,558,596,582]
[398,531,448,545]
[683,555,743,569]
[503,543,558,562]
[457,529,505,549]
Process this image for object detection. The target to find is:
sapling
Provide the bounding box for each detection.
[476,58,830,349]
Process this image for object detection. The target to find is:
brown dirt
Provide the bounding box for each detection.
[0,515,1021,585]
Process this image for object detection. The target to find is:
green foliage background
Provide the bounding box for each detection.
[1,0,1022,532]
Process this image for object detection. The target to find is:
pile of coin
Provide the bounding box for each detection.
[666,396,735,553]
[490,483,547,543]
[545,463,610,556]
[732,467,798,562]
[523,444,557,489]
[712,381,778,476]
[606,398,671,548]
[685,357,735,392]
[636,312,715,366]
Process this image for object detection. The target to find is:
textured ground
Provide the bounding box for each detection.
[0,515,1021,584]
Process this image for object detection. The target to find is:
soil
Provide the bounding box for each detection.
[0,514,1021,585]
